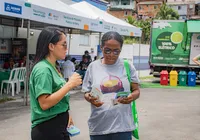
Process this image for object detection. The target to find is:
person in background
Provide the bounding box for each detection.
[90,48,96,61]
[3,58,10,69]
[3,58,14,70]
[19,56,27,67]
[193,54,200,65]
[62,55,75,81]
[71,57,79,71]
[82,31,140,140]
[29,26,82,140]
[71,57,77,65]
[83,50,92,62]
[93,56,97,61]
[77,56,90,80]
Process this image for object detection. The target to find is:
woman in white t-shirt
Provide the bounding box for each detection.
[62,56,75,81]
[82,31,140,140]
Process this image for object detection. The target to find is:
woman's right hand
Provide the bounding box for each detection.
[67,72,82,89]
[84,93,104,107]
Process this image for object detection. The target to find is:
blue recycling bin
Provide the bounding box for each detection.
[188,71,196,86]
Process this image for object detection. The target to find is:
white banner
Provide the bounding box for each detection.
[189,33,200,65]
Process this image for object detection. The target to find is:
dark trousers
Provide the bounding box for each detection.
[90,132,132,140]
[31,111,70,140]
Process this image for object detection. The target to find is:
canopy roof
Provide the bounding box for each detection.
[0,0,101,32]
[187,20,200,33]
[71,1,142,37]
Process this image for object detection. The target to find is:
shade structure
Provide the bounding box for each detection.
[0,0,102,32]
[70,1,142,37]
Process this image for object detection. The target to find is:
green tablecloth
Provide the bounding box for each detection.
[0,70,25,89]
[0,71,10,89]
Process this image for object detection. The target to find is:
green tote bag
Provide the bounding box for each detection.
[124,60,139,140]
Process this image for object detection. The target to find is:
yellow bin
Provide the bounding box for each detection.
[170,70,178,86]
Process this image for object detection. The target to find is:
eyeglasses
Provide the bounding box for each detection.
[56,43,67,49]
[103,48,121,55]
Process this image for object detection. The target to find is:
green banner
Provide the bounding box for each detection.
[151,20,190,65]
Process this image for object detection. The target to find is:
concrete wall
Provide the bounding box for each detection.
[107,10,133,20]
[109,0,134,9]
[137,3,162,18]
[0,25,16,39]
[170,5,188,17]
[17,28,41,55]
[121,44,150,70]
[69,34,99,56]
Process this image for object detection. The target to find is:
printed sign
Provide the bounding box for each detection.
[151,20,189,65]
[189,34,200,65]
[4,2,22,15]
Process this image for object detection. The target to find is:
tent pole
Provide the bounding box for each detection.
[68,29,72,55]
[68,33,71,55]
[99,32,101,45]
[24,19,30,106]
[97,32,102,59]
[138,37,141,77]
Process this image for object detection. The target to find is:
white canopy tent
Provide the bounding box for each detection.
[70,1,142,37]
[71,1,143,76]
[0,0,103,105]
[24,0,102,32]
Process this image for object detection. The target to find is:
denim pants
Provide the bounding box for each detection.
[90,132,132,140]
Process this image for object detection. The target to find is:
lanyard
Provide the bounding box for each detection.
[45,59,63,78]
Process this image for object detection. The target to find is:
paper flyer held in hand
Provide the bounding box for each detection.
[91,86,130,105]
[91,86,103,101]
[91,86,116,105]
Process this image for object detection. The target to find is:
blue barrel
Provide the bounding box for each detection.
[188,71,196,86]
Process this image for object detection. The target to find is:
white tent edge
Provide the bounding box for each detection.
[71,1,142,37]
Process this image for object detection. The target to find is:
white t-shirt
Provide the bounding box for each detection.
[61,60,75,79]
[82,58,140,135]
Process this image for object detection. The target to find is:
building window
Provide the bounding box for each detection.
[124,11,128,16]
[154,5,157,9]
[80,35,90,46]
[121,0,130,5]
[178,6,181,10]
[146,5,149,7]
[132,11,135,16]
[112,0,120,6]
[189,4,193,9]
[139,6,142,10]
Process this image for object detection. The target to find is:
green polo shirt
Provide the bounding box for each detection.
[29,59,70,128]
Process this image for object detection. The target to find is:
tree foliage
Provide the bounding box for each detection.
[155,3,179,20]
[124,3,180,44]
[126,16,151,44]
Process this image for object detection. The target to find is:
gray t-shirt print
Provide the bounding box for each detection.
[82,58,140,135]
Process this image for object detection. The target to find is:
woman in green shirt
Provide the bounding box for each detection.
[30,27,82,140]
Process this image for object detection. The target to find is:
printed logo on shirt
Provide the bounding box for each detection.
[100,75,124,94]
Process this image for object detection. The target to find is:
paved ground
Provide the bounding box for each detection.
[0,88,200,140]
